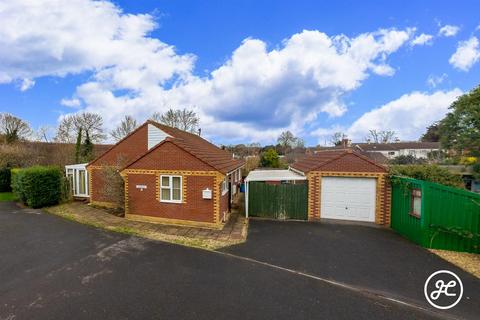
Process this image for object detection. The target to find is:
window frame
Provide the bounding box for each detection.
[160,175,182,203]
[410,188,422,218]
[221,176,229,196]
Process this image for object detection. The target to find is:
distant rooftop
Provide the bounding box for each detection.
[318,141,440,152]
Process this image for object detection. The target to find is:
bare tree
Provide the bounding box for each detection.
[73,112,105,142]
[110,115,138,142]
[151,108,199,133]
[294,138,305,148]
[330,132,345,146]
[55,115,77,143]
[277,131,297,148]
[32,126,55,142]
[0,113,32,143]
[366,130,397,143]
[55,112,105,143]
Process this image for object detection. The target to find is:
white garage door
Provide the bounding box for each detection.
[321,177,376,222]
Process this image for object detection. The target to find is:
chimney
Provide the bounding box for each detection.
[341,138,351,148]
[198,128,202,136]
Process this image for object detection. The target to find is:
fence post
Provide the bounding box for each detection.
[421,180,430,247]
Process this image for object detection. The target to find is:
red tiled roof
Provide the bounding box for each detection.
[290,149,386,173]
[124,121,244,174]
[290,150,346,173]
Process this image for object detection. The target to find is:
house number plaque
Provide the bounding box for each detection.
[136,185,147,191]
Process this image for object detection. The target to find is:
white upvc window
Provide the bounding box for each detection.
[160,175,182,203]
[221,176,228,195]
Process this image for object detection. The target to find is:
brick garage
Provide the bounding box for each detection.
[291,150,390,225]
[86,120,243,229]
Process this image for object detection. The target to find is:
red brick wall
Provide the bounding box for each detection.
[128,141,215,171]
[90,124,149,167]
[127,173,216,223]
[384,177,392,226]
[319,153,386,173]
[89,124,149,204]
[308,175,321,220]
[90,168,112,203]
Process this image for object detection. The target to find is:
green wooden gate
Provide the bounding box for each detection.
[391,176,480,253]
[248,181,308,220]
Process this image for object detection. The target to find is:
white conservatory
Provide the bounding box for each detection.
[65,163,89,198]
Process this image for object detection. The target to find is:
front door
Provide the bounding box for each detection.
[76,169,88,197]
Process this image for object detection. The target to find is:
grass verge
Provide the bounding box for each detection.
[0,192,17,202]
[45,203,244,250]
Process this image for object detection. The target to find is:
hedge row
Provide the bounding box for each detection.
[12,166,65,208]
[0,167,11,192]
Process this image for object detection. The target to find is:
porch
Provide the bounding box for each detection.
[65,163,89,198]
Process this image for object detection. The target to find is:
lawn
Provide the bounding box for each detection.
[0,192,17,202]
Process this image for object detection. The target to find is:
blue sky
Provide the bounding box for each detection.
[0,0,479,145]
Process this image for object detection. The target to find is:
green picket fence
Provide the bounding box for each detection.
[248,181,308,220]
[391,176,480,253]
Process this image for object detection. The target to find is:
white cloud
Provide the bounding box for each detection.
[438,24,460,37]
[426,73,447,88]
[0,0,414,144]
[61,98,82,108]
[19,78,35,91]
[0,0,194,86]
[449,37,480,71]
[345,89,462,141]
[411,33,433,46]
[76,27,412,143]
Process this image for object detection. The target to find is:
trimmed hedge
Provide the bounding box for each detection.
[0,167,11,192]
[12,166,64,208]
[389,164,464,189]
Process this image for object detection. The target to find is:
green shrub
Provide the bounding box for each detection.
[260,148,280,168]
[389,165,464,188]
[389,155,426,165]
[0,167,11,192]
[11,166,64,208]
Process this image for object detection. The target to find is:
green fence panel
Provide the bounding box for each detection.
[425,182,480,253]
[391,176,480,253]
[248,182,308,220]
[390,178,426,245]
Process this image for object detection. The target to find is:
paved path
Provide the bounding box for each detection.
[223,220,480,320]
[0,202,457,320]
[47,201,247,249]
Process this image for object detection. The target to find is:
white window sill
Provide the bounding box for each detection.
[160,199,182,204]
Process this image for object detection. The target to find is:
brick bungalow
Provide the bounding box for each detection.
[86,120,244,229]
[290,149,391,225]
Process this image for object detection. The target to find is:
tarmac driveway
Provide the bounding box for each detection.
[222,220,480,319]
[0,202,451,320]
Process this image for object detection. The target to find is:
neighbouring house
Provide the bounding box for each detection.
[353,141,441,159]
[71,120,244,229]
[318,140,441,160]
[245,149,390,225]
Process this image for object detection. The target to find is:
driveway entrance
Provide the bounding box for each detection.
[222,220,480,319]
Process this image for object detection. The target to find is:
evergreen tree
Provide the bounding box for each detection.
[81,131,94,162]
[75,127,82,163]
